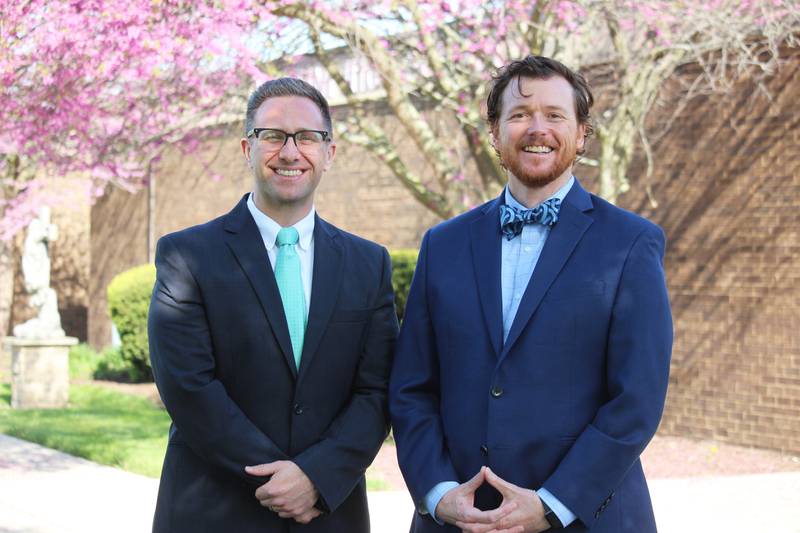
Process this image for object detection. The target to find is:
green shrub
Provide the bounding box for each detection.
[69,343,104,380]
[69,343,139,383]
[107,264,156,382]
[94,346,137,382]
[389,249,418,323]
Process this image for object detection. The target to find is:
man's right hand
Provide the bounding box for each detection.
[246,461,321,524]
[435,467,523,533]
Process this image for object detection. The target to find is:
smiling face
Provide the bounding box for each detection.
[492,75,586,201]
[241,95,335,225]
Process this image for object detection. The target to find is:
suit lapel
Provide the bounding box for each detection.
[470,197,504,358]
[223,195,297,377]
[297,216,343,378]
[502,181,595,357]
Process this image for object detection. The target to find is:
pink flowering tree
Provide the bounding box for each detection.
[0,0,266,238]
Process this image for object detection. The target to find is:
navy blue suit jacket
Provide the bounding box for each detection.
[148,195,398,532]
[389,180,672,532]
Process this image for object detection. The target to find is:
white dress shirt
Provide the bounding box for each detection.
[246,193,314,314]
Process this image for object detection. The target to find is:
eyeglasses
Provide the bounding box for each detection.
[246,128,330,149]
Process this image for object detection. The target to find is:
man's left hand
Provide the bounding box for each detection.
[246,461,321,523]
[481,467,551,533]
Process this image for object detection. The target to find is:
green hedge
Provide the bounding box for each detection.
[69,343,130,382]
[389,249,418,323]
[107,264,156,382]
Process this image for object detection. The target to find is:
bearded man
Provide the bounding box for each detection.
[390,56,673,533]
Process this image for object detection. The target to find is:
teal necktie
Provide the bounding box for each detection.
[275,227,307,368]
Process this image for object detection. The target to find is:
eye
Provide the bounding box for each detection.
[259,130,285,143]
[295,131,324,144]
[547,112,564,120]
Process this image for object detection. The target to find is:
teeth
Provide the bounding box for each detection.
[275,169,302,176]
[523,146,553,153]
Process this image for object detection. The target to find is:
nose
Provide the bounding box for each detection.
[526,114,547,133]
[278,136,300,160]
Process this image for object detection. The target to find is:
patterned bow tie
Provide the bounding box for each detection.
[499,198,562,240]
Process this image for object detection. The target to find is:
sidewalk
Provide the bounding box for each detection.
[1,433,799,533]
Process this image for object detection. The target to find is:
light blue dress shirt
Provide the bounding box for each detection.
[424,177,577,528]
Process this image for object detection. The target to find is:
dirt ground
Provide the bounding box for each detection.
[369,434,800,491]
[89,380,800,491]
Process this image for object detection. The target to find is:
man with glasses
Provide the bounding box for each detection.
[148,77,398,532]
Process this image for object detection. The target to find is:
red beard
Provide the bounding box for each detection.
[499,134,576,188]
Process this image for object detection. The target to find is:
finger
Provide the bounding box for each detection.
[276,503,306,519]
[293,508,322,524]
[254,480,284,503]
[483,468,516,495]
[256,491,283,506]
[456,501,516,525]
[246,461,283,477]
[462,466,486,490]
[479,500,518,523]
[485,527,525,533]
[454,520,503,533]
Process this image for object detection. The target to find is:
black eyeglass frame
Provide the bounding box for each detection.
[246,127,330,147]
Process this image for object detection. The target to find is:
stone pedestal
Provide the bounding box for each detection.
[4,337,77,408]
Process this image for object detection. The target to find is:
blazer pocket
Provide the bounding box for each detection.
[329,308,372,323]
[545,280,606,303]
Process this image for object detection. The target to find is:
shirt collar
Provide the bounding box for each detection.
[504,175,575,210]
[246,193,315,252]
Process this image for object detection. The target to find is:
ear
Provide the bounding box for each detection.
[241,138,252,166]
[323,140,336,172]
[576,122,587,153]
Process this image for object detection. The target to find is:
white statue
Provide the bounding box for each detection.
[13,207,65,339]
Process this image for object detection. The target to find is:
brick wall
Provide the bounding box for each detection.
[584,49,800,454]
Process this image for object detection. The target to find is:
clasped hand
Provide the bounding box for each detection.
[245,460,321,524]
[435,466,551,533]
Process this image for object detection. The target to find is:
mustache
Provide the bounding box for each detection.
[516,134,558,149]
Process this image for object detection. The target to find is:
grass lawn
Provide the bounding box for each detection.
[0,383,169,477]
[0,383,392,490]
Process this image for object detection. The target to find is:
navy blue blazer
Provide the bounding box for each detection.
[148,195,398,532]
[389,180,672,532]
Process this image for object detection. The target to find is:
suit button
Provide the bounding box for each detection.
[490,387,504,398]
[480,445,488,456]
[294,404,304,415]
